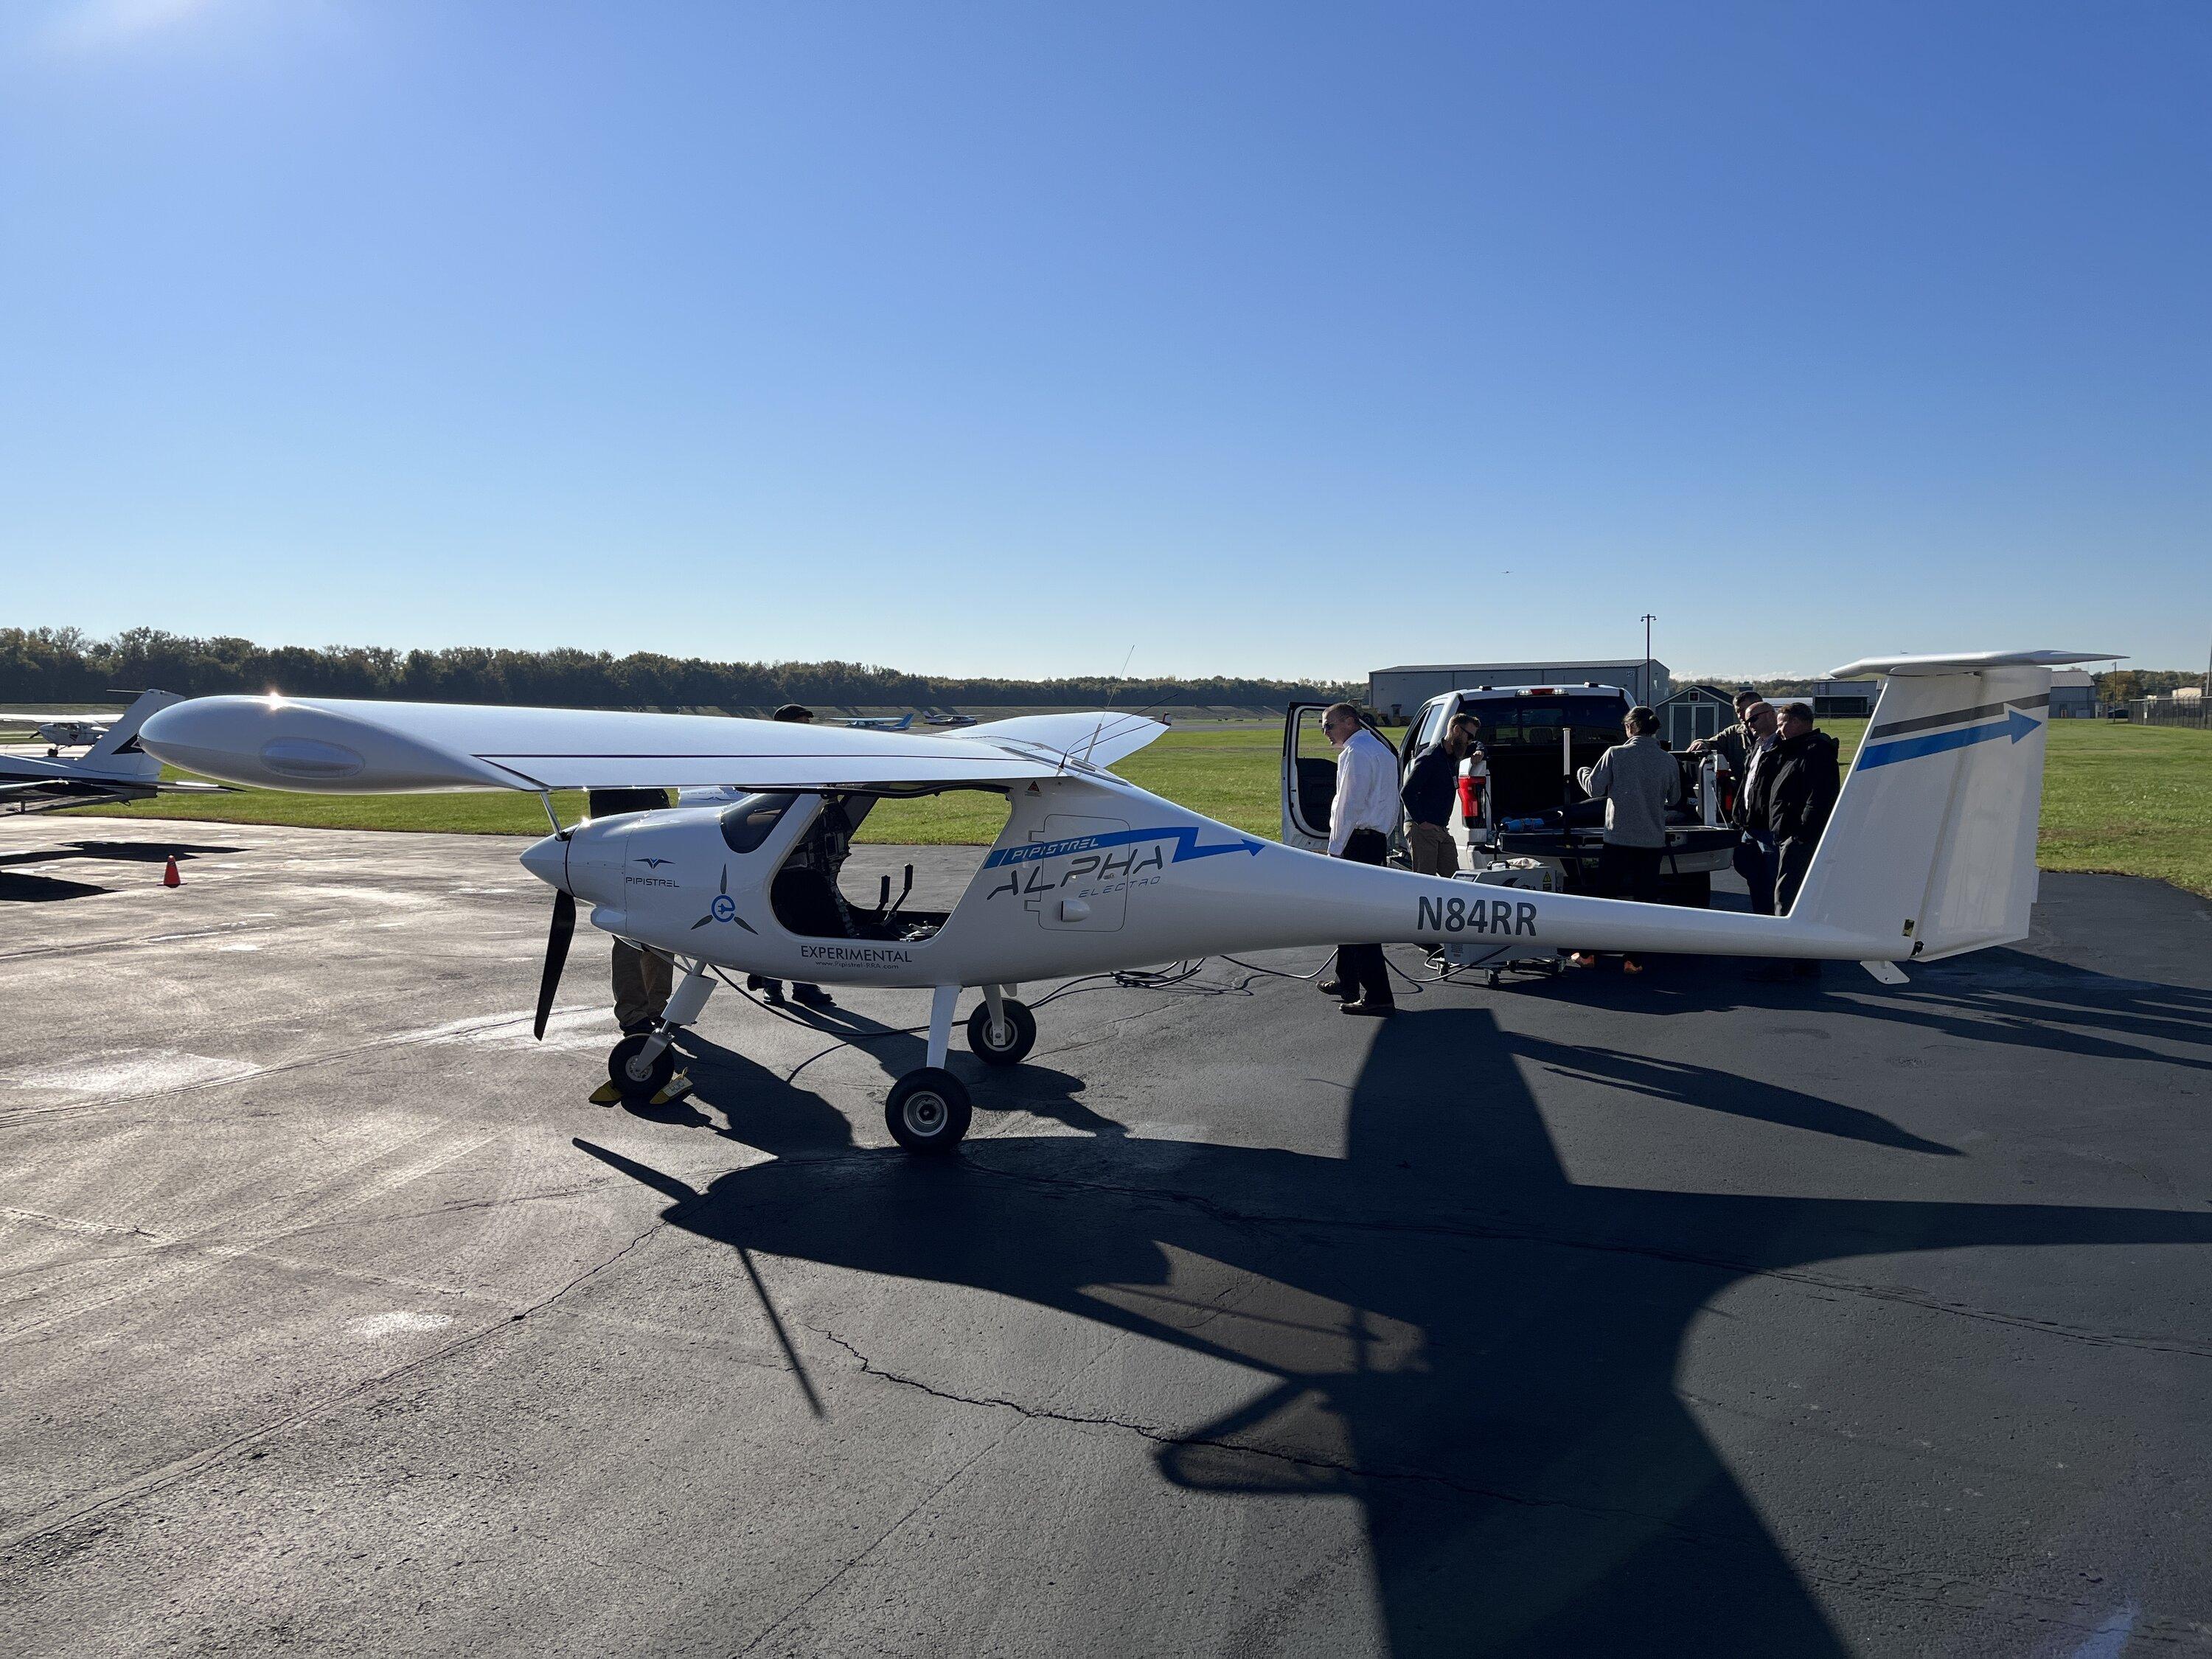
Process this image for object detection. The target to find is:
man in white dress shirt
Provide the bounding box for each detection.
[1316,702,1399,1016]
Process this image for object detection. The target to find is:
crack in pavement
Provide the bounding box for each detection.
[797,1319,1714,1537]
[727,1324,1029,1658]
[803,1321,2212,1646]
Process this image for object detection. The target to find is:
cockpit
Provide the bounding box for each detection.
[719,790,974,945]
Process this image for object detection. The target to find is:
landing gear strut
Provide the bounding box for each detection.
[886,984,984,1154]
[605,959,714,1105]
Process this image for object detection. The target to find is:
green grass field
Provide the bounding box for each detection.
[61,717,2212,897]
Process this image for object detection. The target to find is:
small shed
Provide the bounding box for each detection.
[1658,685,1738,749]
[2048,669,2098,718]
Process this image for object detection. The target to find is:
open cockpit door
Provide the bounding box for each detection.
[1280,703,1335,852]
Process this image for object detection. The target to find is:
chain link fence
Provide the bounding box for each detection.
[2129,698,2211,728]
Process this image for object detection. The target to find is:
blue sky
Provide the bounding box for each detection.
[1,1,2205,680]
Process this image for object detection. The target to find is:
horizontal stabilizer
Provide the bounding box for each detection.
[1827,649,2122,680]
[964,712,1166,769]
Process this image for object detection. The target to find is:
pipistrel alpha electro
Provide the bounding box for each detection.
[142,650,2104,1152]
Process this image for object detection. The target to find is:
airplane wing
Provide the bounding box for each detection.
[0,775,229,816]
[140,697,1165,794]
[0,779,149,813]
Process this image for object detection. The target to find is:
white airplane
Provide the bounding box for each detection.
[837,713,916,731]
[140,650,2104,1153]
[27,716,113,748]
[1,689,231,816]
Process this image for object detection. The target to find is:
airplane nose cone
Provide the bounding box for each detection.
[520,834,568,894]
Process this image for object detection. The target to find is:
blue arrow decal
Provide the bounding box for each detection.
[1860,706,2039,770]
[981,825,1266,870]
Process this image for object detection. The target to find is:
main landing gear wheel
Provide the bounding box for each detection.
[608,1032,675,1107]
[965,998,1037,1067]
[885,1067,972,1155]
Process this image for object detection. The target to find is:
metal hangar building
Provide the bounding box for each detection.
[1368,659,1672,722]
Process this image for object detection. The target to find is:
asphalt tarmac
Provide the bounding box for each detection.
[4,821,2210,1657]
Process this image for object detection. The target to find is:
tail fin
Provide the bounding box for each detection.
[83,689,184,778]
[1790,651,2115,961]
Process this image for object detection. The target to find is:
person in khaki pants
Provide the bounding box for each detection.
[1400,713,1481,877]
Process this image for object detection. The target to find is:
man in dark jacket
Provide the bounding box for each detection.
[1756,702,1842,914]
[1400,713,1481,876]
[1740,703,1837,980]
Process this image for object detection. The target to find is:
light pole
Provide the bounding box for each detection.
[1640,614,1658,706]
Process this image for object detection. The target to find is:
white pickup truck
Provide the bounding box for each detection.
[1280,684,1738,904]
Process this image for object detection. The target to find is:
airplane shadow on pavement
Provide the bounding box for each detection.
[1491,947,2212,1075]
[580,978,2212,1657]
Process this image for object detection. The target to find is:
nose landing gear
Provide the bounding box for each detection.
[607,1031,676,1105]
[604,958,717,1105]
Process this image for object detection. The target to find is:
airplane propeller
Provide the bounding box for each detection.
[535,888,576,1040]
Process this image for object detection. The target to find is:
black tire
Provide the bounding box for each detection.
[965,998,1037,1067]
[885,1068,973,1155]
[608,1033,675,1105]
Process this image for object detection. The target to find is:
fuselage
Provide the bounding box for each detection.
[521,773,1891,991]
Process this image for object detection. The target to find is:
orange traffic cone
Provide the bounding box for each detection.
[162,856,181,888]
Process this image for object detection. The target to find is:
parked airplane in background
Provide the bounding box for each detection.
[924,712,977,728]
[1,689,231,815]
[832,713,915,731]
[141,651,2104,1154]
[29,715,114,748]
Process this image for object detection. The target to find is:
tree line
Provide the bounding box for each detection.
[0,627,1358,711]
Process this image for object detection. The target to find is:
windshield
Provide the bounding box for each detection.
[1472,697,1627,747]
[719,792,798,854]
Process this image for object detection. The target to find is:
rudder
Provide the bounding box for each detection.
[1789,663,2056,961]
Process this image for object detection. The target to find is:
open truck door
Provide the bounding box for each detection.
[1279,703,1334,852]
